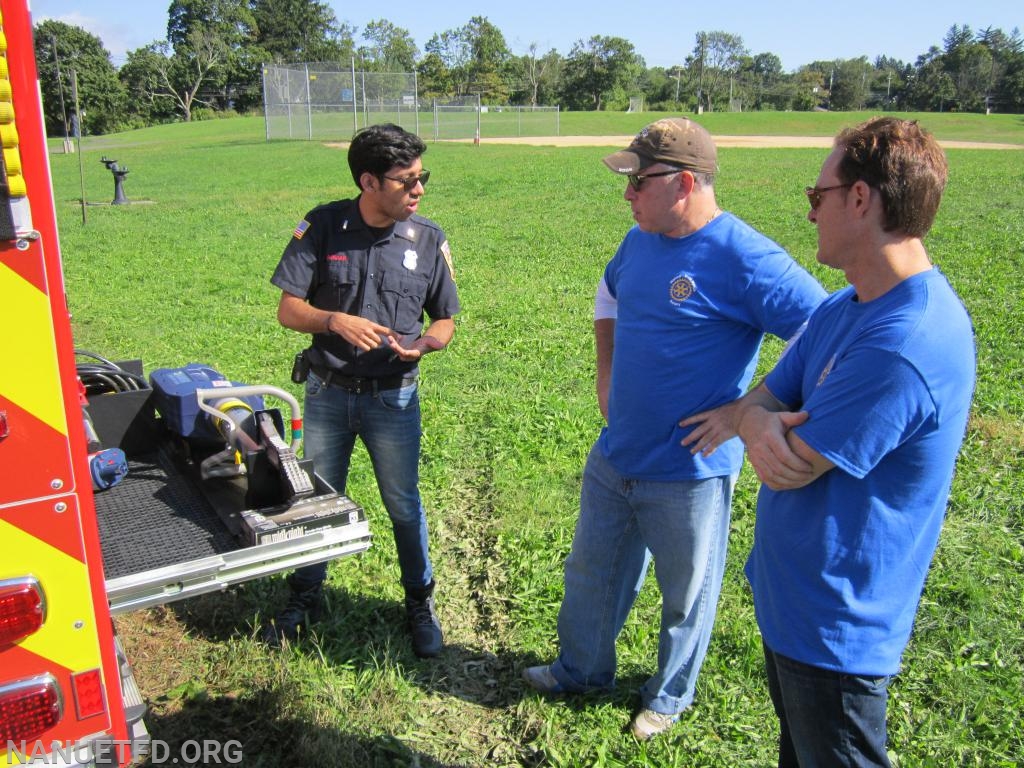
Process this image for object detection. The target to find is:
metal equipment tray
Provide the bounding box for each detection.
[94,443,371,615]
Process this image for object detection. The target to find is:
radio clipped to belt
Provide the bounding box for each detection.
[291,348,311,384]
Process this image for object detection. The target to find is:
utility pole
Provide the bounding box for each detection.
[50,35,73,153]
[697,33,706,114]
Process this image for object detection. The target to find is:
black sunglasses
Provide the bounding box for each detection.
[805,183,853,210]
[383,169,430,191]
[627,168,683,192]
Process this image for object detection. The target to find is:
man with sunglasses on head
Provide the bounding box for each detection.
[522,117,825,740]
[683,118,975,766]
[265,123,459,658]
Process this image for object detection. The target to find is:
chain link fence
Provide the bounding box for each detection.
[262,64,559,142]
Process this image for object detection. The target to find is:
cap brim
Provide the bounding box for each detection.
[602,149,652,175]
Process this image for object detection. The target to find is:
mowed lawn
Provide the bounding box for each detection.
[50,112,1023,767]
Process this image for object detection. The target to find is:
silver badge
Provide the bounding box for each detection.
[403,250,418,270]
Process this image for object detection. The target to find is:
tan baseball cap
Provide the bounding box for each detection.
[602,117,718,175]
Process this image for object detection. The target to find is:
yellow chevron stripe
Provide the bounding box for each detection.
[0,261,66,434]
[1,518,102,672]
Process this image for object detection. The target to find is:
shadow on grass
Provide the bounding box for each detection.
[139,685,472,768]
[161,580,645,717]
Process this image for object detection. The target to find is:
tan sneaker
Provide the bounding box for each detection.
[630,708,679,740]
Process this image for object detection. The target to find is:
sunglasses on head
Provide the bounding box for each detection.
[382,169,430,191]
[804,183,853,210]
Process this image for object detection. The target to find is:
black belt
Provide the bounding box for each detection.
[311,365,414,394]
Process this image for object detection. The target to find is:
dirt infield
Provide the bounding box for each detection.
[476,135,1021,150]
[328,136,1020,151]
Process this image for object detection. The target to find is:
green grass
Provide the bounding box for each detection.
[62,109,1024,153]
[51,115,1024,767]
[556,110,1024,145]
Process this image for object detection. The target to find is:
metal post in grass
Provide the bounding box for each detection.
[304,64,312,141]
[414,70,420,136]
[475,93,482,146]
[350,58,358,136]
[72,69,86,224]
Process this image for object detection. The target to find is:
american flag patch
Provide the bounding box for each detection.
[293,219,311,239]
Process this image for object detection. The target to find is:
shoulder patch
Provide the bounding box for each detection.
[293,219,311,239]
[441,240,456,282]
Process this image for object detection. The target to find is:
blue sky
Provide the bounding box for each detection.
[32,0,1021,73]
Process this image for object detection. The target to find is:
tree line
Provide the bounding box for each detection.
[34,0,1024,137]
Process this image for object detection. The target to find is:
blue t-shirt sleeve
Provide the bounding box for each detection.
[763,326,808,408]
[603,235,630,299]
[745,255,827,341]
[793,347,935,479]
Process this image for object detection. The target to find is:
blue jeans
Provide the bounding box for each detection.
[550,443,735,715]
[763,643,892,768]
[290,370,432,592]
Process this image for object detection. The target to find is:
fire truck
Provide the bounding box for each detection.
[0,2,370,764]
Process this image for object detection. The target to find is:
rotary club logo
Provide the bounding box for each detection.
[670,275,697,304]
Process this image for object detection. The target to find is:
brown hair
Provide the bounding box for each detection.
[834,117,948,237]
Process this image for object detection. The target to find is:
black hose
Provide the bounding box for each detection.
[75,351,149,396]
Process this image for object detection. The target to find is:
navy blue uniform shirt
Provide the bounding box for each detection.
[272,197,460,378]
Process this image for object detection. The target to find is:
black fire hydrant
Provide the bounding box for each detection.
[100,157,130,205]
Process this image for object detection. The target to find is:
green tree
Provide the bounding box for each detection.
[421,17,512,103]
[464,16,513,103]
[734,52,785,110]
[33,20,127,136]
[509,44,562,106]
[640,66,681,110]
[790,68,827,111]
[251,0,356,64]
[561,35,644,111]
[998,53,1024,111]
[168,0,253,49]
[423,29,471,99]
[148,31,228,121]
[118,45,179,126]
[685,31,747,112]
[414,52,449,100]
[942,26,993,111]
[871,56,910,108]
[976,26,1024,111]
[907,48,957,111]
[829,57,873,110]
[359,19,418,72]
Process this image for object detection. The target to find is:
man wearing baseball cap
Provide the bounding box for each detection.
[522,117,826,740]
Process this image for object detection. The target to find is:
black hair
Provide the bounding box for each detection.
[347,123,427,190]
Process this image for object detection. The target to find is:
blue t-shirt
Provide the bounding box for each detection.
[747,267,976,675]
[599,213,826,480]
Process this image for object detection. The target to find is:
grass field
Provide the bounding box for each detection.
[50,112,1023,767]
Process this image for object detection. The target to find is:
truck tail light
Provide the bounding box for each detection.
[0,578,45,647]
[0,675,62,743]
[71,668,106,719]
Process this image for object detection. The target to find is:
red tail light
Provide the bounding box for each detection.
[0,578,45,647]
[0,675,62,743]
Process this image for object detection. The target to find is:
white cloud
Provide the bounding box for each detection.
[36,10,156,64]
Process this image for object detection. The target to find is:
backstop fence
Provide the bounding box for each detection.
[262,63,559,142]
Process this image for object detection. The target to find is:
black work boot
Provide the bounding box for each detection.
[261,575,324,647]
[404,581,443,658]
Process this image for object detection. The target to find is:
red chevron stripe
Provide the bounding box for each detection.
[0,245,48,295]
[0,397,84,562]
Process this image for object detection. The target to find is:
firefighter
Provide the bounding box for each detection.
[266,123,459,658]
